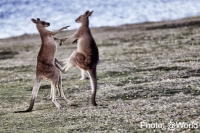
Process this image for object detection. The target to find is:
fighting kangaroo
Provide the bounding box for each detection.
[14,18,71,113]
[56,10,99,106]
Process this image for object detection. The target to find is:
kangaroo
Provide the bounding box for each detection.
[14,18,72,113]
[56,11,99,106]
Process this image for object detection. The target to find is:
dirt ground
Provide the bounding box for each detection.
[0,17,200,132]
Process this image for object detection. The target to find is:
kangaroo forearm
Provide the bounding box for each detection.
[60,34,79,46]
[52,28,64,35]
[64,31,80,40]
[52,26,69,35]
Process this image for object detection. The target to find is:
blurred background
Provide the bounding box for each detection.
[0,0,200,39]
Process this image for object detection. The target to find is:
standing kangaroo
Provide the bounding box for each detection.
[56,11,99,106]
[14,18,71,113]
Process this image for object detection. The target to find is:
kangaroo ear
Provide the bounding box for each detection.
[88,11,93,16]
[37,18,40,21]
[31,18,37,23]
[84,10,93,17]
[84,10,90,16]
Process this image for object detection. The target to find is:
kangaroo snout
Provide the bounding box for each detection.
[44,22,50,27]
[75,18,80,23]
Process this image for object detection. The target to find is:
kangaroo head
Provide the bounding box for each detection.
[31,18,50,28]
[75,11,93,23]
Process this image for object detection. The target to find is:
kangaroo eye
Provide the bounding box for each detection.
[42,22,45,25]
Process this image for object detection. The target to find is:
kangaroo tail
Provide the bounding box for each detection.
[14,97,35,113]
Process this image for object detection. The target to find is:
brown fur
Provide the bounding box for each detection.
[56,11,99,106]
[14,18,71,113]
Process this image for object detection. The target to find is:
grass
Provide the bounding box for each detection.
[1,19,200,132]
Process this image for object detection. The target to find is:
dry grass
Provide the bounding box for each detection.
[1,18,200,132]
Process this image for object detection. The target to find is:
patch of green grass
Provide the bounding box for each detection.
[0,50,19,60]
[1,21,200,132]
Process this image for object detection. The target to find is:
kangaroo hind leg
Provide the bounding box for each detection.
[51,81,62,109]
[55,58,69,66]
[57,73,73,105]
[61,51,78,73]
[80,69,89,80]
